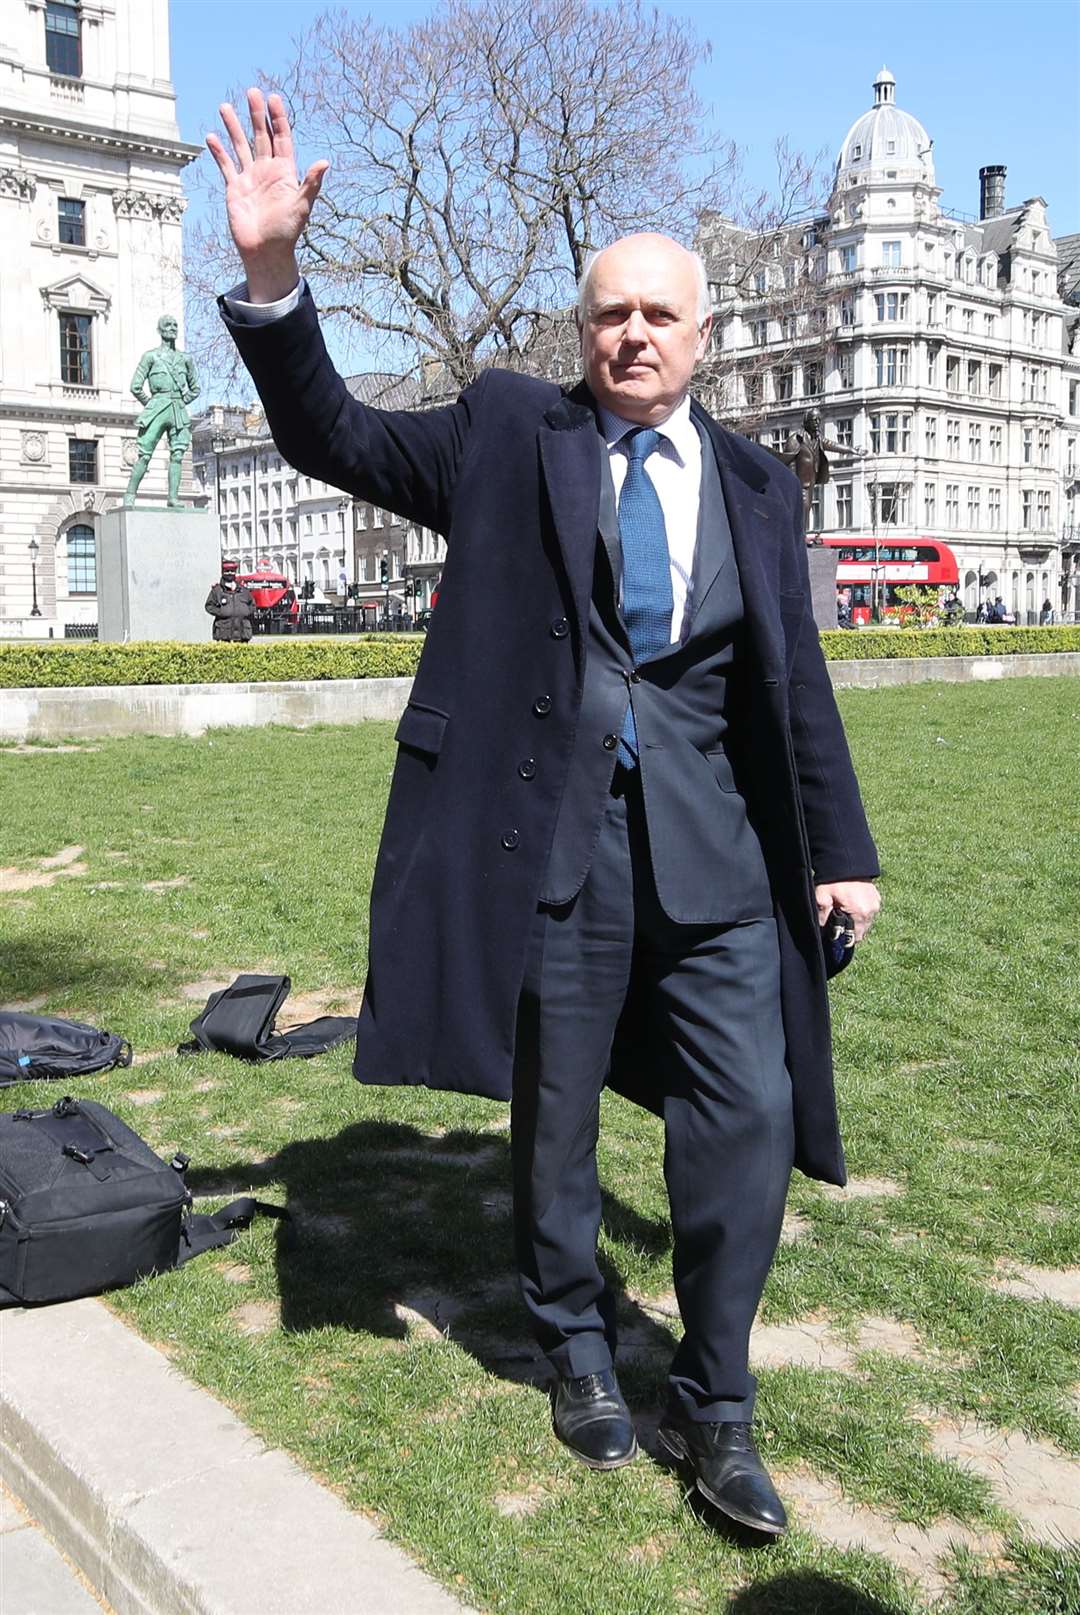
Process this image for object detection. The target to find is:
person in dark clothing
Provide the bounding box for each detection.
[1040,599,1054,626]
[205,561,255,641]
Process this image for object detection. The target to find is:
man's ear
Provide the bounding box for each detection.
[694,315,714,362]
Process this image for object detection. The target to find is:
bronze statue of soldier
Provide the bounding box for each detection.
[123,315,200,510]
[772,408,866,542]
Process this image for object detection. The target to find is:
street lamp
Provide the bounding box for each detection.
[337,497,350,608]
[28,537,42,618]
[211,433,226,568]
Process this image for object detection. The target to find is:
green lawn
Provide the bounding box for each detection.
[1,679,1078,1615]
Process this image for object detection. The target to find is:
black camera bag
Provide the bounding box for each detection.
[0,1096,284,1308]
[0,1012,132,1085]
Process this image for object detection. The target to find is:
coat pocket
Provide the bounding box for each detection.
[706,750,737,792]
[395,701,449,756]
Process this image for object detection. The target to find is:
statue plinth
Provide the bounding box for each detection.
[807,546,839,633]
[97,508,220,643]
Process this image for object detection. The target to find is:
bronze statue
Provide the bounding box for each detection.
[772,408,866,541]
[123,315,200,509]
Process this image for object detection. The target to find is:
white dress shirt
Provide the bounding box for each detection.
[224,278,703,643]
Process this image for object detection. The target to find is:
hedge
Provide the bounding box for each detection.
[818,625,1080,661]
[0,637,423,690]
[1,626,1078,689]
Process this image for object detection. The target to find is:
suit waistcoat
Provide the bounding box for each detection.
[540,424,773,924]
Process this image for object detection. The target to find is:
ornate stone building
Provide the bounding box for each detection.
[0,0,198,634]
[704,68,1080,620]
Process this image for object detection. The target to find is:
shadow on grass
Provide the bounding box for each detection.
[725,1571,906,1614]
[0,936,163,1005]
[188,1118,674,1393]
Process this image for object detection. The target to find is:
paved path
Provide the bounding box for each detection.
[1,1482,111,1615]
[0,1300,474,1615]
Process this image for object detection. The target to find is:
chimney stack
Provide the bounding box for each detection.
[980,165,1006,220]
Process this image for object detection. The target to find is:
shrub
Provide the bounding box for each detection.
[819,626,1080,661]
[0,637,423,689]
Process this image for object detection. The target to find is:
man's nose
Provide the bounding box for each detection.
[622,310,648,344]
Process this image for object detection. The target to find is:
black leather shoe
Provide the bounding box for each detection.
[657,1415,788,1535]
[551,1369,638,1470]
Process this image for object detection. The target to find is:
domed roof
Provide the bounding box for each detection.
[836,68,934,183]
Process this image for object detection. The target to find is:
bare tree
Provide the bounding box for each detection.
[188,0,827,393]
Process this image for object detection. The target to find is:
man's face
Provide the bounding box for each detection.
[579,235,711,426]
[159,317,178,343]
[805,410,822,434]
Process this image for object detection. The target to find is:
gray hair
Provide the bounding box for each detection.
[576,244,711,327]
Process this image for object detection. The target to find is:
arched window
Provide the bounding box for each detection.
[66,523,96,593]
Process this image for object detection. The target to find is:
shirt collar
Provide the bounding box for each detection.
[598,394,696,466]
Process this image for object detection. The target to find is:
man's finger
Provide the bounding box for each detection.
[266,94,294,162]
[219,101,253,169]
[205,132,237,185]
[248,86,271,159]
[300,160,330,207]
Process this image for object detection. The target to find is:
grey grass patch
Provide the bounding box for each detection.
[819,1175,904,1201]
[0,844,87,892]
[749,1312,956,1373]
[493,1486,552,1519]
[230,1300,280,1336]
[131,1050,173,1067]
[0,995,49,1013]
[988,1260,1080,1308]
[780,1212,811,1243]
[929,1420,1080,1540]
[217,1263,253,1285]
[126,1089,165,1106]
[143,876,190,893]
[779,1465,1003,1599]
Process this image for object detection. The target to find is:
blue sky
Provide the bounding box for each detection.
[171,0,1079,386]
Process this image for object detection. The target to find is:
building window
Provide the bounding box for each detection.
[1070,381,1079,416]
[66,523,95,593]
[780,314,797,342]
[924,415,937,455]
[874,345,908,386]
[927,347,938,387]
[988,487,1002,528]
[804,362,822,397]
[45,0,80,77]
[837,351,854,389]
[1032,312,1043,347]
[924,482,936,526]
[983,312,995,336]
[987,424,1002,464]
[835,418,853,448]
[753,270,767,294]
[59,312,92,385]
[963,308,974,333]
[1038,427,1051,466]
[1037,490,1051,529]
[874,292,908,321]
[946,418,960,457]
[68,437,97,483]
[835,484,852,528]
[966,486,981,529]
[927,293,938,324]
[988,363,1002,399]
[945,484,959,526]
[58,197,85,246]
[869,412,911,453]
[775,368,793,402]
[1022,426,1033,465]
[744,371,762,407]
[839,245,857,273]
[749,318,768,346]
[946,355,960,392]
[946,303,956,329]
[881,241,901,269]
[873,482,908,525]
[967,360,981,395]
[1021,489,1033,529]
[969,423,982,461]
[838,295,855,327]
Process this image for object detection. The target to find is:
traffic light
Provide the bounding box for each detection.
[300,580,314,600]
[380,554,389,584]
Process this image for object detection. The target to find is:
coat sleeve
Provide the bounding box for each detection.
[782,491,880,885]
[219,285,486,537]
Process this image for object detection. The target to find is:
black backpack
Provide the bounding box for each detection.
[0,1013,132,1085]
[0,1095,284,1308]
[177,974,355,1062]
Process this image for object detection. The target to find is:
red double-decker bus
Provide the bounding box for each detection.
[821,537,959,625]
[237,567,300,624]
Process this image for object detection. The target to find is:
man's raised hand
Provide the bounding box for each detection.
[206,88,329,304]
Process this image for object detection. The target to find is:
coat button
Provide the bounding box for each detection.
[602,733,618,750]
[518,759,537,780]
[501,829,520,850]
[533,695,552,716]
[550,618,569,639]
[629,670,641,684]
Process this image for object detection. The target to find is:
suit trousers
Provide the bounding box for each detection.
[510,767,795,1423]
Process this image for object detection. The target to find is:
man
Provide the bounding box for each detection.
[208,90,880,1535]
[205,559,255,642]
[123,315,200,510]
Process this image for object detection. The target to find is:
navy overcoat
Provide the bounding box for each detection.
[225,289,880,1185]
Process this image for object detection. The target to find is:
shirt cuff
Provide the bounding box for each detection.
[221,278,304,324]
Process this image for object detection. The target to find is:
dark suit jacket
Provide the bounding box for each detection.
[223,287,879,1184]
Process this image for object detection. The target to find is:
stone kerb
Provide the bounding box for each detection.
[2,653,1080,741]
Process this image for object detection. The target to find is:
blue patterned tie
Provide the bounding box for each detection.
[618,427,672,767]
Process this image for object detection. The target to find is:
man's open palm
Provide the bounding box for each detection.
[206,88,328,301]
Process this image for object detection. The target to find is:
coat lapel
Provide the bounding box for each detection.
[538,384,603,637]
[690,401,786,679]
